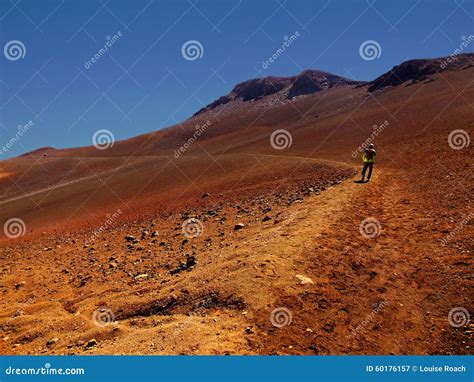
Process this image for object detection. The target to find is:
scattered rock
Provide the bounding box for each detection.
[14,281,25,290]
[322,322,335,332]
[234,223,245,231]
[47,337,59,346]
[151,230,158,237]
[309,344,319,354]
[262,215,272,222]
[170,255,197,275]
[134,273,149,281]
[202,193,210,198]
[125,235,136,242]
[85,339,97,349]
[296,274,314,284]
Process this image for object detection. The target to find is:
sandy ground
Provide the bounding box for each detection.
[0,162,471,355]
[0,63,472,355]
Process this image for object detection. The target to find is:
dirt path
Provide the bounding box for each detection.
[1,165,469,355]
[241,168,469,354]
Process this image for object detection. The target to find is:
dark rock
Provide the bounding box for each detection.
[309,344,319,354]
[47,337,59,346]
[125,235,135,241]
[170,255,197,275]
[85,339,97,349]
[234,223,245,231]
[14,281,26,290]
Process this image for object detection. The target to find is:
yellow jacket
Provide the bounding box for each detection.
[362,149,376,163]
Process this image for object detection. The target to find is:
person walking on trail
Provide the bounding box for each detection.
[361,143,376,182]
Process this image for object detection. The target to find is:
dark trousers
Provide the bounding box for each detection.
[362,162,374,180]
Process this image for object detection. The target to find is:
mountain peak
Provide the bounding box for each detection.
[287,69,360,98]
[194,69,360,116]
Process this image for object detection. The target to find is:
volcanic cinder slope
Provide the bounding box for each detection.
[0,54,472,355]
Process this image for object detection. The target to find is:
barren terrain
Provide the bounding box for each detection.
[0,54,472,355]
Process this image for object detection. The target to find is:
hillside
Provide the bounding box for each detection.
[0,53,472,355]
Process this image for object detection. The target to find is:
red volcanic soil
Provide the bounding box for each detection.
[0,54,472,355]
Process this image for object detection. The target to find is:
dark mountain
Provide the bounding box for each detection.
[367,53,474,92]
[194,70,361,116]
[287,70,359,98]
[195,53,474,117]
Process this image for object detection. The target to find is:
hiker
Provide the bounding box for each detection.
[361,144,376,182]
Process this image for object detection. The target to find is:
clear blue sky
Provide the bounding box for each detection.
[0,0,472,159]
